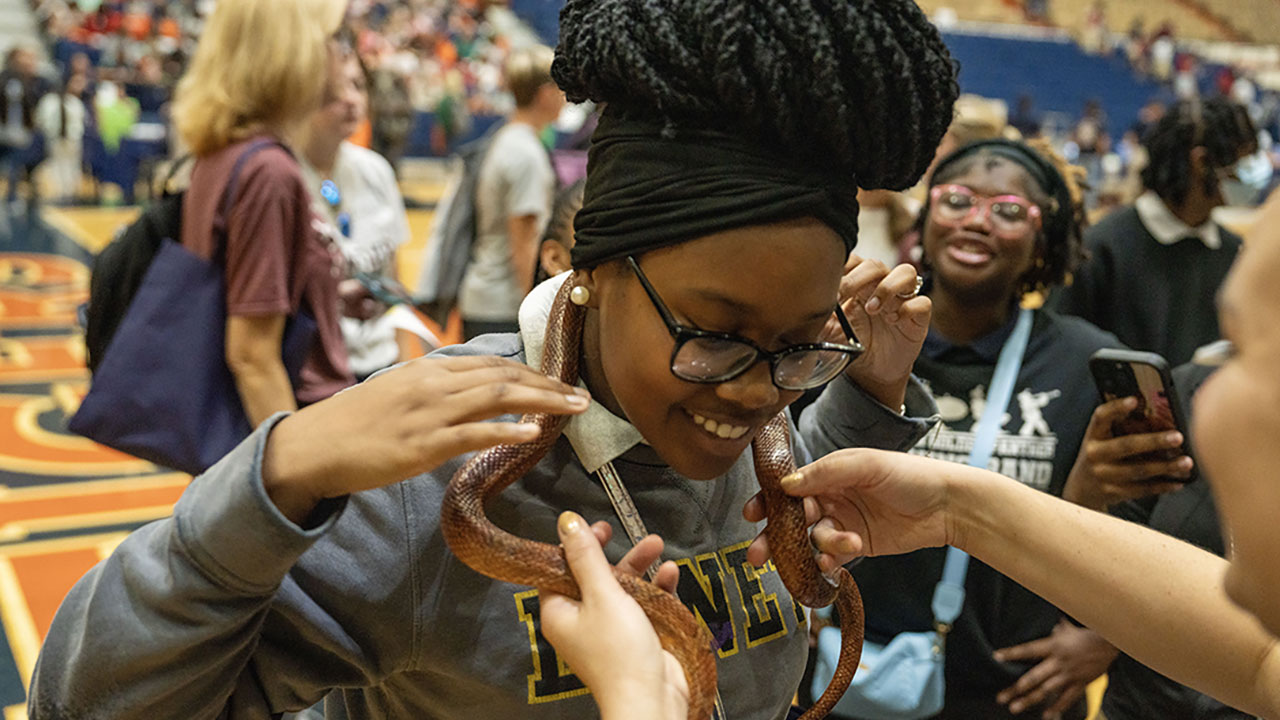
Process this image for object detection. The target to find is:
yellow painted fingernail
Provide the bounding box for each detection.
[780,471,803,489]
[558,511,583,534]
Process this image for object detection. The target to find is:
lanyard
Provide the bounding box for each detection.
[595,460,730,720]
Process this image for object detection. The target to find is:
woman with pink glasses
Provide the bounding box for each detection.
[816,139,1159,720]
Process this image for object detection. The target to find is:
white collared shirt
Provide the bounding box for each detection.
[1134,191,1222,250]
[520,273,645,472]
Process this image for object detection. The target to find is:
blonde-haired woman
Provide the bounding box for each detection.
[175,0,355,426]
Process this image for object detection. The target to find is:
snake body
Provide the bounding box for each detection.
[442,279,864,719]
[752,416,865,719]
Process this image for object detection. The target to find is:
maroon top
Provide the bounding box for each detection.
[182,135,354,405]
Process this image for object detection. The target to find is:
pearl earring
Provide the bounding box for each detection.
[570,285,591,306]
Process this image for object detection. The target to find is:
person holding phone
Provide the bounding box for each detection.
[1063,352,1197,512]
[1064,351,1253,719]
[811,139,1125,720]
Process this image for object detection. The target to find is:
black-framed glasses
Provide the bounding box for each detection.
[626,256,864,391]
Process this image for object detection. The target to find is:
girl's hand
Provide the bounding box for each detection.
[827,254,931,410]
[542,512,689,720]
[262,355,591,524]
[995,620,1119,719]
[744,448,957,571]
[1062,397,1193,511]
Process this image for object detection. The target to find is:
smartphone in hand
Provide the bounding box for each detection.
[1088,348,1196,482]
[355,272,417,307]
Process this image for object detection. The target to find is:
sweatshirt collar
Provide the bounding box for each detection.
[520,273,645,473]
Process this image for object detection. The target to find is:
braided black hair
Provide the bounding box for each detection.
[552,0,960,190]
[1141,98,1258,208]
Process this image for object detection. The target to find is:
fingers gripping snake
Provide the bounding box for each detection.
[441,279,865,720]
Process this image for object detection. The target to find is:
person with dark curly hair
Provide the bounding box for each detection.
[28,1,959,719]
[818,139,1135,720]
[1050,98,1259,367]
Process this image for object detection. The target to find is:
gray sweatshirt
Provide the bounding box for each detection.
[29,330,935,720]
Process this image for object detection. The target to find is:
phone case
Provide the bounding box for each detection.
[1088,348,1196,482]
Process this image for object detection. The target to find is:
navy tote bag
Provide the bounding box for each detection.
[70,140,317,476]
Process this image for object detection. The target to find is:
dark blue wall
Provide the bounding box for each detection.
[508,0,563,45]
[941,31,1169,138]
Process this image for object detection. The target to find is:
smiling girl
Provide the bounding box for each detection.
[817,140,1133,720]
[29,1,960,719]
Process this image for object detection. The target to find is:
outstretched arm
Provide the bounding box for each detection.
[746,449,1280,718]
[31,356,592,718]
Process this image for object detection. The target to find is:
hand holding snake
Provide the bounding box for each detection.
[442,279,867,720]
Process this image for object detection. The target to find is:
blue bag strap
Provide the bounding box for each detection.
[210,138,293,266]
[931,307,1034,626]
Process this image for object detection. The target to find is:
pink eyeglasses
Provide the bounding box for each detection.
[929,184,1043,239]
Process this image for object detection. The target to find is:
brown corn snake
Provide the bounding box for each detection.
[442,278,865,719]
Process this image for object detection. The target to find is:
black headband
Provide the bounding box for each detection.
[570,114,860,268]
[930,139,1073,236]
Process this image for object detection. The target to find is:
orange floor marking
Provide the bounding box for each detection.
[0,393,156,475]
[0,337,85,382]
[0,484,183,526]
[10,550,100,641]
[0,291,84,329]
[0,255,88,287]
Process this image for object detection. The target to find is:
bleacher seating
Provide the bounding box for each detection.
[921,0,1231,43]
[915,0,1025,25]
[940,29,1167,139]
[509,0,563,45]
[1198,0,1280,45]
[1042,0,1230,42]
[507,0,1170,145]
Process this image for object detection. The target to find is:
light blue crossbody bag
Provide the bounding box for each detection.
[811,308,1034,720]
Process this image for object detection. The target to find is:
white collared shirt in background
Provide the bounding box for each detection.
[1134,190,1222,250]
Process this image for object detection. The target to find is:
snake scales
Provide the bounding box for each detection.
[441,278,865,720]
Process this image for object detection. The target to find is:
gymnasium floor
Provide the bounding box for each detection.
[0,191,441,718]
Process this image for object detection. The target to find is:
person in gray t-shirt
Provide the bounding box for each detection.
[458,45,563,339]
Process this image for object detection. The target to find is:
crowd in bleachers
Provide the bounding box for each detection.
[0,0,526,204]
[346,0,531,163]
[31,0,197,106]
[9,0,1280,219]
[910,0,1280,219]
[29,0,518,116]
